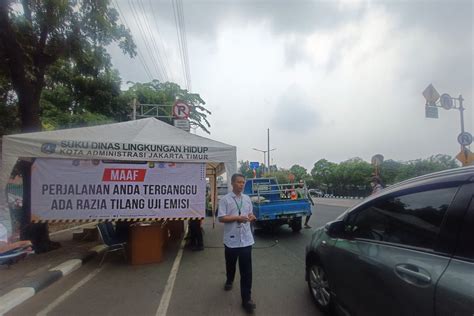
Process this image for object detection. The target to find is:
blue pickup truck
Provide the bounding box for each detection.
[244,178,312,232]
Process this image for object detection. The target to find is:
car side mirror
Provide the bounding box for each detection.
[325,220,346,238]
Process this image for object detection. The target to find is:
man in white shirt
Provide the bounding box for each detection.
[218,173,257,314]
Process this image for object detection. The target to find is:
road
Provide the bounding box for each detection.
[8,203,348,316]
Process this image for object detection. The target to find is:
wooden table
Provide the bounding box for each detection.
[129,223,166,265]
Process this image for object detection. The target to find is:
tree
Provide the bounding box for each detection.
[0,0,135,132]
[238,160,266,179]
[40,62,127,129]
[122,81,211,133]
[0,0,135,252]
[311,159,337,193]
[272,169,291,186]
[0,72,19,136]
[289,164,309,182]
[380,159,403,185]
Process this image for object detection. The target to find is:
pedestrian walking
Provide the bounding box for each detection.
[296,181,314,228]
[218,173,257,314]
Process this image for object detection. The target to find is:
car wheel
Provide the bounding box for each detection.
[308,262,333,313]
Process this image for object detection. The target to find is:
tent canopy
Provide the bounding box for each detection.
[0,118,237,233]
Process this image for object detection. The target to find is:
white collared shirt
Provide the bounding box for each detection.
[218,192,254,248]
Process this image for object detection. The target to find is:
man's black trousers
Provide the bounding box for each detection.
[225,245,252,303]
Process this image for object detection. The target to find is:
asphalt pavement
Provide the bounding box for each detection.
[7,203,348,316]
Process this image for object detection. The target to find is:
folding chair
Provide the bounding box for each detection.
[97,222,127,266]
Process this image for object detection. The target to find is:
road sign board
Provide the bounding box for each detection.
[422,84,440,103]
[440,93,454,110]
[172,100,190,119]
[457,132,473,146]
[456,149,474,166]
[425,106,439,119]
[173,119,190,132]
[249,162,260,169]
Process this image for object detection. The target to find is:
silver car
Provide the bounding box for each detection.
[305,166,474,316]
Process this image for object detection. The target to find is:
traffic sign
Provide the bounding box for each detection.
[422,84,440,104]
[456,149,474,166]
[457,132,473,146]
[172,100,190,119]
[425,106,439,119]
[173,119,190,132]
[440,93,454,110]
[371,154,384,166]
[249,162,260,169]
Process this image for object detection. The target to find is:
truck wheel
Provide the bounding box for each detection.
[290,217,302,232]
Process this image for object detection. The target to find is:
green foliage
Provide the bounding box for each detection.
[271,169,291,185]
[39,62,127,129]
[289,164,309,182]
[0,74,19,135]
[311,159,337,190]
[238,160,266,179]
[308,155,459,197]
[0,0,136,131]
[391,154,459,183]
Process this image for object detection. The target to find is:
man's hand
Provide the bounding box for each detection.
[237,216,249,223]
[248,214,257,222]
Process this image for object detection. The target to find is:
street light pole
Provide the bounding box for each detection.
[267,128,270,173]
[252,148,266,171]
[459,95,465,134]
[253,147,276,174]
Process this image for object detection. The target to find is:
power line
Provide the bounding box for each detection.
[149,0,173,82]
[177,0,191,90]
[128,0,163,81]
[172,0,188,90]
[137,0,169,82]
[113,0,153,81]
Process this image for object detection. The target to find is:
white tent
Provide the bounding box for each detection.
[0,118,236,234]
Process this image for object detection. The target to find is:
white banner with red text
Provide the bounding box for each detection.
[31,158,206,221]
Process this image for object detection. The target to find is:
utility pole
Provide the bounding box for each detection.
[132,98,137,120]
[267,128,270,173]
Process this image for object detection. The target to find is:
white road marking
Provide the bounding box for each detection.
[0,287,35,315]
[155,228,188,316]
[36,266,104,316]
[49,259,82,276]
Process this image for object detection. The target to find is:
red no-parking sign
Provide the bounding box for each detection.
[172,100,190,119]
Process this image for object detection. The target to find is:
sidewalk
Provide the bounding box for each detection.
[0,225,103,313]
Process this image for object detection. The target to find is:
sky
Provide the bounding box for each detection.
[108,0,473,171]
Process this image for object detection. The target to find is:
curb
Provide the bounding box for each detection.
[0,244,107,315]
